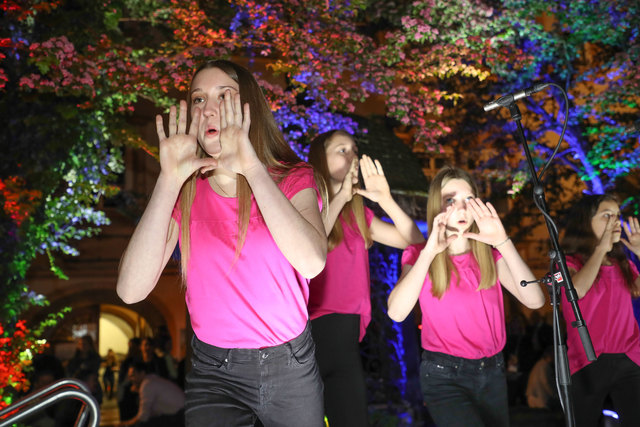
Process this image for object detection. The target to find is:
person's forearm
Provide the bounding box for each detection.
[571,246,608,298]
[322,190,350,235]
[117,173,181,303]
[497,239,545,308]
[387,249,434,322]
[378,195,424,245]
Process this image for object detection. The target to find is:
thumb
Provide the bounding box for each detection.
[197,158,218,174]
[621,238,631,249]
[354,188,373,200]
[463,231,478,239]
[463,231,487,243]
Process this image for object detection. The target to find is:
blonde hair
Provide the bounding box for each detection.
[178,60,302,283]
[308,130,372,251]
[426,166,497,298]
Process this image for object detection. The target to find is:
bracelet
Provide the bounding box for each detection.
[493,237,510,248]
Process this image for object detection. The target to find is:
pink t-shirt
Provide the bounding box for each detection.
[308,207,375,341]
[402,243,506,359]
[172,165,319,349]
[560,255,640,374]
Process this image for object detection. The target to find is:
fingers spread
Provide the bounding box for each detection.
[224,90,234,125]
[374,159,384,175]
[219,98,227,128]
[168,105,177,136]
[466,199,481,221]
[242,102,251,132]
[234,92,242,121]
[485,201,498,217]
[189,108,201,136]
[359,155,373,177]
[156,114,166,141]
[178,100,187,134]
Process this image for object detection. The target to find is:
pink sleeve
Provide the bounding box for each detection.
[564,254,583,271]
[491,248,503,263]
[364,206,375,227]
[401,242,426,267]
[278,164,321,209]
[629,259,639,281]
[171,201,181,225]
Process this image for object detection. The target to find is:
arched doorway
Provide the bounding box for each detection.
[27,288,171,362]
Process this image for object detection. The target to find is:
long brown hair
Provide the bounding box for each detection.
[308,130,372,251]
[561,193,634,292]
[426,166,496,298]
[177,59,303,283]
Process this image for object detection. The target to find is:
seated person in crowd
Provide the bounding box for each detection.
[116,361,185,427]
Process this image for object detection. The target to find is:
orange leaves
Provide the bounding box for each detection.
[0,177,42,227]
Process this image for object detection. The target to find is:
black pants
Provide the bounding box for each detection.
[571,353,640,427]
[419,350,509,427]
[311,313,368,427]
[185,323,324,427]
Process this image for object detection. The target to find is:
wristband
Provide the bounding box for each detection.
[493,237,510,248]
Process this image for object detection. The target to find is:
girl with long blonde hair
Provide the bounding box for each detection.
[387,165,545,427]
[117,59,327,427]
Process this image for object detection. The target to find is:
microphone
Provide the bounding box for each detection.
[625,119,640,135]
[484,83,550,112]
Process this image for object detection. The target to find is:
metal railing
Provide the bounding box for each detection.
[0,378,100,427]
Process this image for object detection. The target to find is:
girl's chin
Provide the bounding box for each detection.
[201,142,222,158]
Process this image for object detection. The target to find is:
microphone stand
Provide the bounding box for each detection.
[506,102,595,427]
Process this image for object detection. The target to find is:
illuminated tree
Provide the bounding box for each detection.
[2,0,638,414]
[472,0,640,204]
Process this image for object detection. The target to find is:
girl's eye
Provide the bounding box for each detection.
[445,198,454,205]
[192,97,204,104]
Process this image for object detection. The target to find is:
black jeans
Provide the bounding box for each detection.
[311,313,368,427]
[571,353,640,427]
[419,350,509,427]
[185,323,324,427]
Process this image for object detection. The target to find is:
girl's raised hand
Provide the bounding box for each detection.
[156,100,217,186]
[356,155,391,203]
[622,216,640,256]
[337,157,359,201]
[218,90,261,176]
[596,214,620,253]
[425,206,456,254]
[462,198,508,246]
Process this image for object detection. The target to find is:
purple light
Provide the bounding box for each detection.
[602,409,619,419]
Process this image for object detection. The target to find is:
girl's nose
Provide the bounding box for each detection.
[202,100,218,117]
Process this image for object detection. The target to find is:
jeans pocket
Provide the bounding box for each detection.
[191,345,228,370]
[291,338,315,366]
[423,359,459,379]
